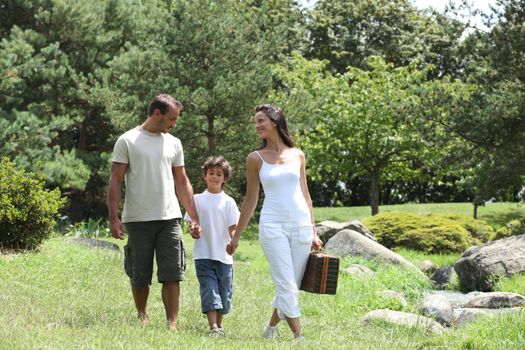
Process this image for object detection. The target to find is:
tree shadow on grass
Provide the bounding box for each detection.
[479,208,525,228]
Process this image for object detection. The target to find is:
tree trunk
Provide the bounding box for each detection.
[473,203,478,219]
[370,173,380,216]
[207,115,216,155]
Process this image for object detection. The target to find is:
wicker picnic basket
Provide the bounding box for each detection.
[300,252,339,294]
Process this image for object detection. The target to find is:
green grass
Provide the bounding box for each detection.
[1,235,524,349]
[314,202,525,228]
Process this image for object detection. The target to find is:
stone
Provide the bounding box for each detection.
[361,309,445,334]
[325,229,424,276]
[454,234,525,292]
[69,237,120,251]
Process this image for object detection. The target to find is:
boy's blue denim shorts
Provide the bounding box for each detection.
[194,259,233,314]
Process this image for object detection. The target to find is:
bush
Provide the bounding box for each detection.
[439,214,494,244]
[491,217,525,240]
[362,212,473,253]
[0,158,66,250]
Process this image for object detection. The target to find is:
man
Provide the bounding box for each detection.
[107,94,200,329]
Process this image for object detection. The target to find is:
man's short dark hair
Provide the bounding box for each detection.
[148,94,183,116]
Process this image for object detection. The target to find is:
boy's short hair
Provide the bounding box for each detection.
[202,156,232,181]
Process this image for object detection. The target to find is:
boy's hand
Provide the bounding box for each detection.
[189,222,201,239]
[226,237,239,255]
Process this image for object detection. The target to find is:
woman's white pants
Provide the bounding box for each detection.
[259,221,313,319]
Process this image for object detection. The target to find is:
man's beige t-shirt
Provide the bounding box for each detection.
[112,126,184,223]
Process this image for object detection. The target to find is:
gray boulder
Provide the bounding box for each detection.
[316,220,376,243]
[454,234,525,291]
[344,264,376,278]
[464,292,525,309]
[361,309,445,334]
[431,266,458,290]
[325,229,423,275]
[69,237,120,251]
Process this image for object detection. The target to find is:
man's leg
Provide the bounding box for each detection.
[162,281,180,329]
[125,221,156,326]
[132,287,150,324]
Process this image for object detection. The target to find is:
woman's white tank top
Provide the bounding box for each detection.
[255,149,311,224]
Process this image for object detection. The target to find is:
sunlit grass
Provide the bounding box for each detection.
[1,236,524,349]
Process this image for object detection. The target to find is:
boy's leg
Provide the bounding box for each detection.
[206,310,219,329]
[156,219,185,328]
[216,262,233,328]
[195,259,223,329]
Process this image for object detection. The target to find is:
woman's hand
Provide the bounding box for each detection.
[311,235,323,251]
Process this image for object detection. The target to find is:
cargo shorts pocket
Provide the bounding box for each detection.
[124,245,132,278]
[180,239,186,273]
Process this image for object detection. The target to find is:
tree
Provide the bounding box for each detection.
[102,0,301,199]
[305,0,465,77]
[0,0,169,221]
[271,54,456,215]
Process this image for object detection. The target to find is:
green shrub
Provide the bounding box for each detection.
[491,217,525,240]
[0,157,66,250]
[362,211,473,253]
[439,214,493,244]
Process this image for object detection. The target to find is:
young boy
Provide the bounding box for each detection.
[184,155,240,336]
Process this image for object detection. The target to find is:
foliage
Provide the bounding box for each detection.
[271,54,470,215]
[305,0,466,76]
[0,0,160,221]
[491,217,525,240]
[0,157,65,249]
[362,211,477,253]
[313,202,525,229]
[62,217,110,238]
[440,214,493,243]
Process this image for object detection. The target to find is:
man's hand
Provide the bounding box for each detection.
[189,222,201,239]
[109,218,125,240]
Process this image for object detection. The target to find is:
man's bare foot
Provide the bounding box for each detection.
[138,312,149,326]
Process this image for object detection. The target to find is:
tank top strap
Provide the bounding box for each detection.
[254,151,265,163]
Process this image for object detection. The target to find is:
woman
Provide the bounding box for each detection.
[227,104,322,341]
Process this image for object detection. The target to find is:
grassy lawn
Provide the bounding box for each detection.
[1,235,524,349]
[314,202,525,228]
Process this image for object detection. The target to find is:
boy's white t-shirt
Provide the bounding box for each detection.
[112,126,184,223]
[184,190,239,265]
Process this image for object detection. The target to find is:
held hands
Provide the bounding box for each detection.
[226,236,239,256]
[189,222,201,239]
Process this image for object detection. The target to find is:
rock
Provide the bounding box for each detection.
[418,294,454,326]
[344,264,376,277]
[325,229,424,276]
[377,290,408,307]
[316,220,376,243]
[464,292,525,309]
[420,260,438,274]
[431,266,458,290]
[454,234,525,292]
[69,237,120,251]
[361,309,445,334]
[452,307,524,327]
